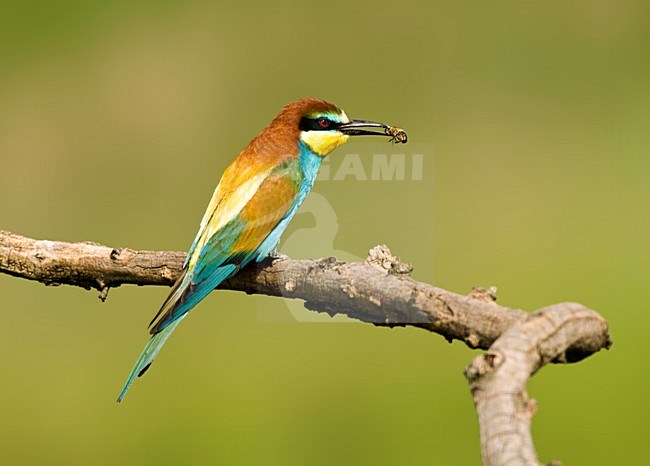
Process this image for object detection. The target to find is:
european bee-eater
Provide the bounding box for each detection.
[118,97,407,401]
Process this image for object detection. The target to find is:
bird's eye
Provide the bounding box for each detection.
[317,118,331,129]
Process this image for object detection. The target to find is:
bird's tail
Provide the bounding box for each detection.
[117,314,187,403]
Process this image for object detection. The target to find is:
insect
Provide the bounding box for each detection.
[385,126,408,144]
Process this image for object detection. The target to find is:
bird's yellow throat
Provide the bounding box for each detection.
[300,131,350,156]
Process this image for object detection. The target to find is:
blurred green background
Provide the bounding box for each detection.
[1,1,647,464]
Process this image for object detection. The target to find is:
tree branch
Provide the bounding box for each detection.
[465,304,610,465]
[0,229,611,465]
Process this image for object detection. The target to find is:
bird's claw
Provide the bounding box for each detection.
[267,251,289,262]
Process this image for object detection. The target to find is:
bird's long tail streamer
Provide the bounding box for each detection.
[117,314,187,402]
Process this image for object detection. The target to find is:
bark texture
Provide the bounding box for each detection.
[0,230,612,465]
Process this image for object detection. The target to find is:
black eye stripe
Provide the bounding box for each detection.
[299,117,340,131]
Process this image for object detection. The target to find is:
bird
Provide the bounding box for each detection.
[117,97,407,402]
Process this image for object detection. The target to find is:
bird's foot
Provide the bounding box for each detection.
[267,250,289,262]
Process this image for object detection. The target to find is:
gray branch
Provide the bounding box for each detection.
[0,229,611,465]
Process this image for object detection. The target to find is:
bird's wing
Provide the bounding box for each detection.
[149,161,301,334]
[183,157,275,269]
[117,161,302,402]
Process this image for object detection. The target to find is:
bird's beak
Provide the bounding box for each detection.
[337,119,408,143]
[338,120,390,136]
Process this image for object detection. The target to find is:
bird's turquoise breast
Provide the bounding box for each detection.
[297,140,323,190]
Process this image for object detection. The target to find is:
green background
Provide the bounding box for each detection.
[0,1,647,464]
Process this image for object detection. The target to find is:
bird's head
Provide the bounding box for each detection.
[269,98,407,157]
